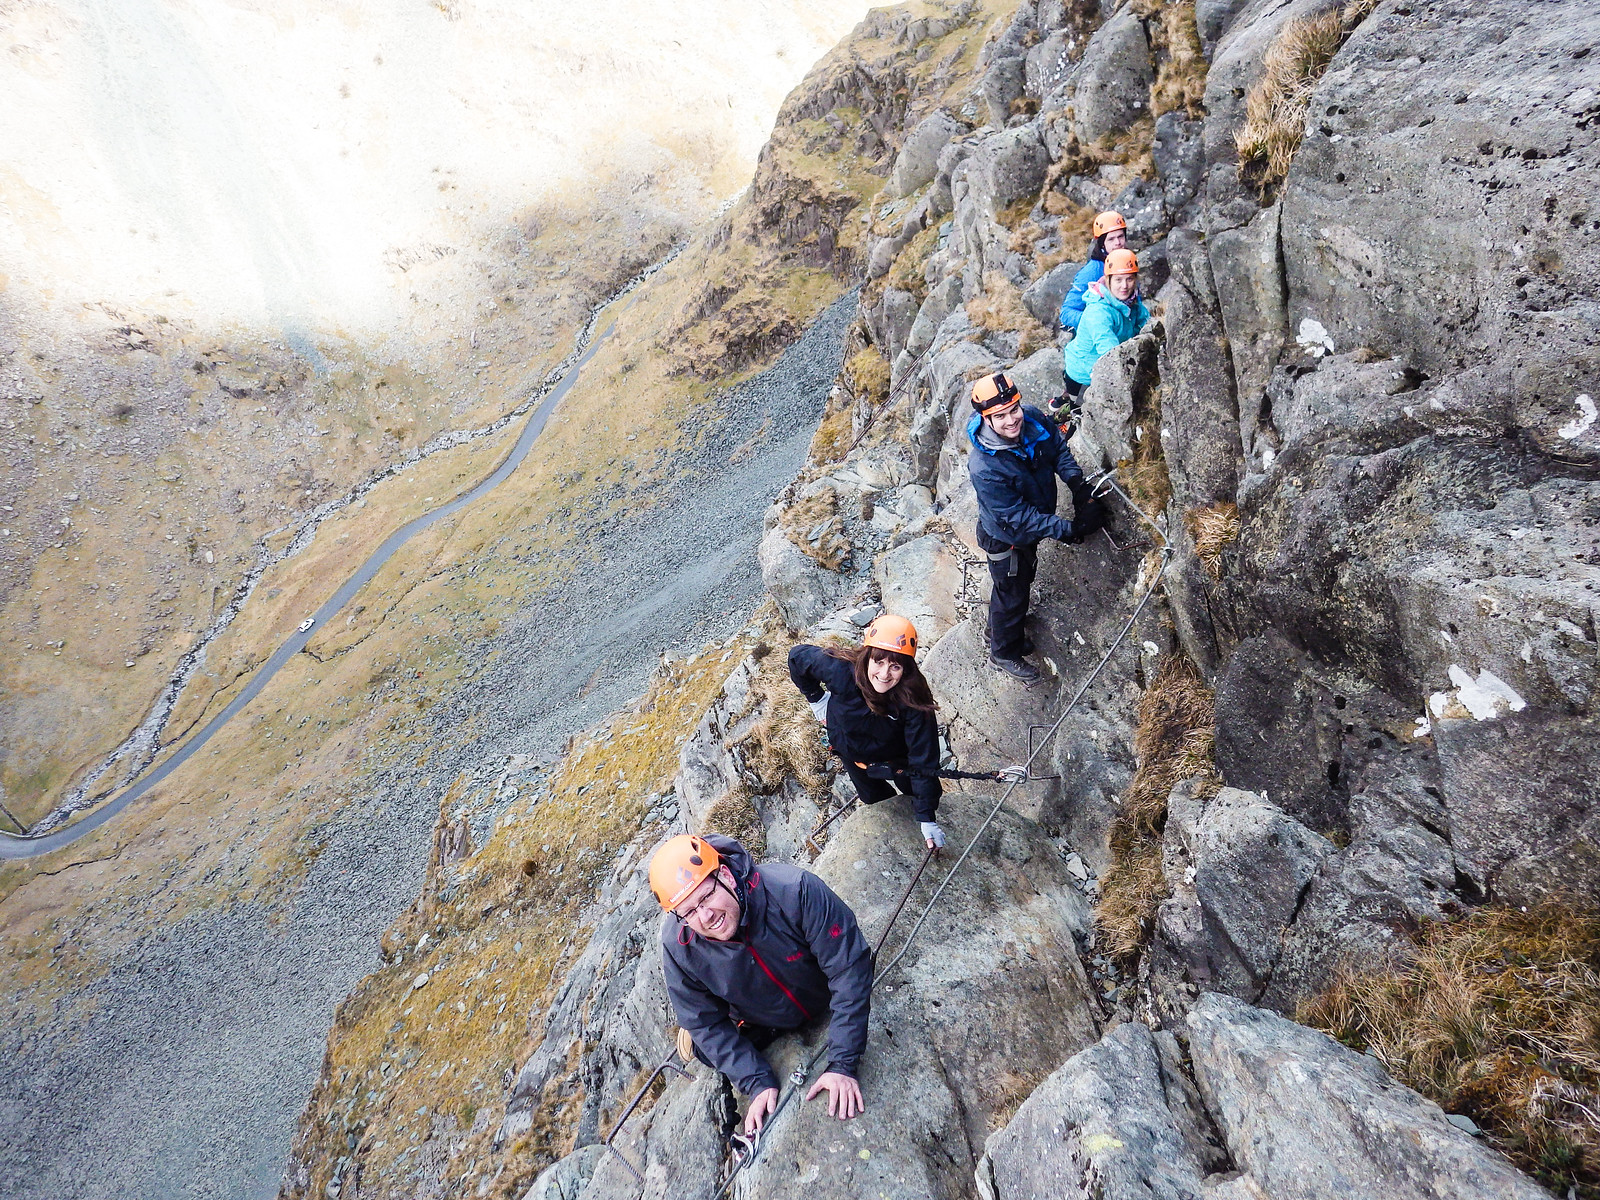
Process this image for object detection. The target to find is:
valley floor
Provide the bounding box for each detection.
[0,296,853,1200]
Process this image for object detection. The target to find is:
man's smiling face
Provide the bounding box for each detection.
[675,866,741,941]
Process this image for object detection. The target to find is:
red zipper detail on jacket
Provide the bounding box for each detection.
[744,943,811,1020]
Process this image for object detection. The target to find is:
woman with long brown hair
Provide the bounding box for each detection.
[787,615,945,849]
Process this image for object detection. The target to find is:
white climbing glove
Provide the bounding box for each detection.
[808,694,830,724]
[920,821,946,850]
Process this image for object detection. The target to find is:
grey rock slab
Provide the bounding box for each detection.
[881,287,918,364]
[1186,992,1549,1200]
[1211,630,1348,832]
[1280,0,1600,410]
[1435,708,1600,906]
[1023,261,1077,328]
[1070,331,1160,475]
[522,1145,604,1200]
[980,1021,1215,1200]
[1073,8,1154,146]
[1009,344,1069,409]
[1207,201,1286,417]
[874,533,964,645]
[1025,31,1077,102]
[1157,785,1334,1002]
[1153,112,1205,217]
[1158,277,1241,509]
[1260,821,1458,1014]
[758,525,857,633]
[576,1074,732,1200]
[966,124,1051,216]
[906,273,965,360]
[983,54,1027,128]
[890,111,969,199]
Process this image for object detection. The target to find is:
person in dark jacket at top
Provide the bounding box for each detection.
[788,614,947,850]
[653,833,873,1135]
[967,371,1106,683]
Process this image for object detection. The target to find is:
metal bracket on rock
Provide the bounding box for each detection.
[1026,725,1063,780]
[604,1049,694,1183]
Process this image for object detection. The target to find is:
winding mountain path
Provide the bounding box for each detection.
[0,295,853,1200]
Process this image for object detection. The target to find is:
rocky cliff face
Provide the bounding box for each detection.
[284,0,1600,1197]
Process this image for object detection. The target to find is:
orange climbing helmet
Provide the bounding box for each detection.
[649,834,722,912]
[863,613,918,656]
[1092,210,1128,238]
[970,371,1021,416]
[1105,248,1140,276]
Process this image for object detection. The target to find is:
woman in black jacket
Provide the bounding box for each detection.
[787,614,946,849]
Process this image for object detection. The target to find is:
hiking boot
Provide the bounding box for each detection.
[980,619,1033,656]
[989,653,1041,683]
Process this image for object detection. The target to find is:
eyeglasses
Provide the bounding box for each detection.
[673,875,733,924]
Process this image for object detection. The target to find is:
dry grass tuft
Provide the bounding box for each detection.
[848,346,891,407]
[987,1067,1053,1130]
[1121,379,1173,522]
[966,272,1054,357]
[1302,904,1600,1197]
[1097,654,1218,962]
[729,632,833,801]
[1137,0,1208,118]
[705,787,768,859]
[886,223,941,301]
[780,486,851,572]
[1235,0,1381,192]
[1184,502,1241,578]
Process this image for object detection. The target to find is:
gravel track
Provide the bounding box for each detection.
[0,292,853,1200]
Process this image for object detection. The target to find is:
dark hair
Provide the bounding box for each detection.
[832,649,940,713]
[828,644,938,716]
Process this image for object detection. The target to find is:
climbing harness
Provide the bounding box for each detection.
[607,472,1171,1196]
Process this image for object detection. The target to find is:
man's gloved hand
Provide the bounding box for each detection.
[1068,477,1095,509]
[920,821,946,850]
[1074,499,1108,536]
[808,693,830,724]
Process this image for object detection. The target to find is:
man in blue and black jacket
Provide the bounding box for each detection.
[966,371,1106,682]
[652,833,873,1136]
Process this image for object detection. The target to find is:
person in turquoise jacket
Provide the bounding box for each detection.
[1063,248,1149,390]
[1057,210,1128,333]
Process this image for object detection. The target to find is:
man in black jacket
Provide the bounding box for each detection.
[965,371,1105,682]
[651,833,873,1135]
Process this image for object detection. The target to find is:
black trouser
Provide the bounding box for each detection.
[1061,376,1086,400]
[843,761,911,806]
[985,542,1039,659]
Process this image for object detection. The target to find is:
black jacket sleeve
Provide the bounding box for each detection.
[661,938,779,1096]
[901,708,943,821]
[795,872,874,1079]
[787,644,832,704]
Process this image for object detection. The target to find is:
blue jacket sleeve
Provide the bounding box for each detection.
[973,463,1074,544]
[1058,260,1100,331]
[787,644,833,703]
[1053,433,1085,487]
[661,938,780,1096]
[795,873,874,1079]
